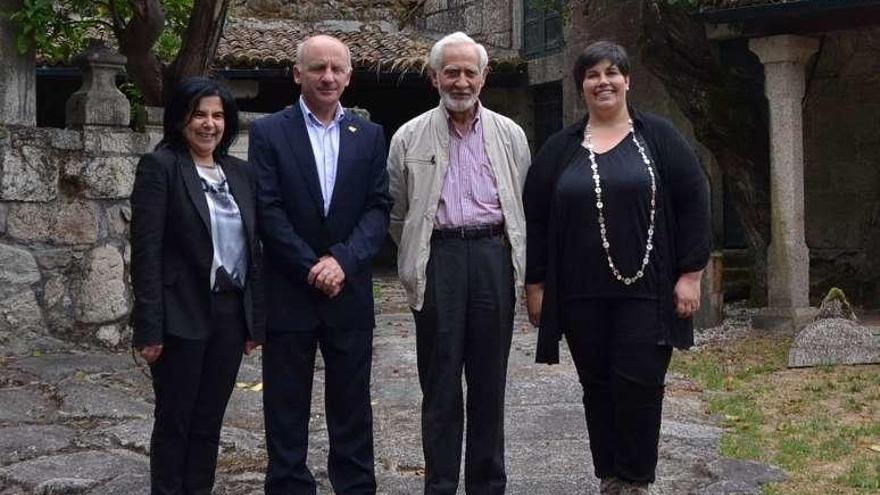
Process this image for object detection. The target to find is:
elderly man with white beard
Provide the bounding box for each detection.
[387,31,531,495]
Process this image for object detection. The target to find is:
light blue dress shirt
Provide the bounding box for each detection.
[299,97,345,215]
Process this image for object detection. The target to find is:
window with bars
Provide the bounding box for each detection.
[523,0,564,58]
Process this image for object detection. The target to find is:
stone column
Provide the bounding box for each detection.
[749,35,818,325]
[0,0,36,126]
[66,40,130,128]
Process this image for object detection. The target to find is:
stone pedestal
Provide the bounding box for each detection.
[749,35,818,322]
[695,251,724,329]
[0,0,36,126]
[65,40,130,128]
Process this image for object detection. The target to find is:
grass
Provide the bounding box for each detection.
[670,329,880,495]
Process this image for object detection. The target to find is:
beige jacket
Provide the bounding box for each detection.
[388,104,531,310]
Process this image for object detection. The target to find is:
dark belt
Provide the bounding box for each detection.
[432,223,505,240]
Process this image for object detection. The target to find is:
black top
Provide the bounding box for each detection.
[557,138,664,301]
[524,108,711,363]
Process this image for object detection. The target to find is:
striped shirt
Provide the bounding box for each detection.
[435,105,504,228]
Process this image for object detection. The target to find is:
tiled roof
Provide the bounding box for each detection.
[216,17,435,72]
[232,0,412,23]
[698,0,805,10]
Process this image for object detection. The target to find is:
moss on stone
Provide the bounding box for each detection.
[815,287,857,322]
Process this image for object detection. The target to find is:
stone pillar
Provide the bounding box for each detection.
[0,0,36,126]
[695,251,724,329]
[749,35,818,321]
[66,40,130,128]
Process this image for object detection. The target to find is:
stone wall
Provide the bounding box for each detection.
[0,125,149,354]
[423,0,519,50]
[803,26,880,305]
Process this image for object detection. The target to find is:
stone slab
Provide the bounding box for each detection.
[6,201,100,245]
[0,289,46,356]
[0,244,40,288]
[703,457,787,494]
[10,353,130,384]
[0,388,56,422]
[100,419,150,453]
[81,129,148,155]
[32,248,78,271]
[33,477,97,494]
[0,144,58,202]
[87,472,149,495]
[57,380,152,419]
[219,426,265,456]
[76,245,129,324]
[0,425,74,464]
[0,450,148,490]
[788,317,880,367]
[77,155,138,199]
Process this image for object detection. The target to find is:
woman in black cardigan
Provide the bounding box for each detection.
[523,41,710,495]
[131,77,264,494]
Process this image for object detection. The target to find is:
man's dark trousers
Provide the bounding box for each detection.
[263,324,376,495]
[412,232,515,495]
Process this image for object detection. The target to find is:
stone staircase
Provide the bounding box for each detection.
[723,248,753,302]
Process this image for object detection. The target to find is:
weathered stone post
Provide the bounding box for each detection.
[0,0,36,126]
[695,251,724,329]
[749,35,818,329]
[66,40,130,128]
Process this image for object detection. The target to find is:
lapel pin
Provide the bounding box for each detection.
[348,125,358,133]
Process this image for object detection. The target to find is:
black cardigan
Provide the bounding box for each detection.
[524,108,711,364]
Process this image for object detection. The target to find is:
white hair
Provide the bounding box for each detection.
[429,32,489,73]
[295,34,352,71]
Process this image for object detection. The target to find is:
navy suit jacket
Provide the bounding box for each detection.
[249,105,391,333]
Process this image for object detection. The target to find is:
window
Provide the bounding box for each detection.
[533,82,562,150]
[523,0,564,58]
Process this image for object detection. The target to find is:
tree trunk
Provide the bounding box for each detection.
[640,0,771,305]
[118,0,165,106]
[170,0,233,88]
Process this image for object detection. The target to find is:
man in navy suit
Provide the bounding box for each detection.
[249,34,391,495]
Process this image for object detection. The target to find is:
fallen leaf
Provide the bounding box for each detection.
[250,382,263,392]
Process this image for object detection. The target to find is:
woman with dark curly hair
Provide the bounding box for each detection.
[523,41,711,495]
[131,77,264,494]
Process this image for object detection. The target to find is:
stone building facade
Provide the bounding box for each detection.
[421,0,522,50]
[801,26,880,304]
[520,0,880,310]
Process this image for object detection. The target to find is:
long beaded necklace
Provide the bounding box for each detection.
[583,118,657,286]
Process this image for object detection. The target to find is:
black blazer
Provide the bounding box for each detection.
[249,105,391,333]
[130,147,265,347]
